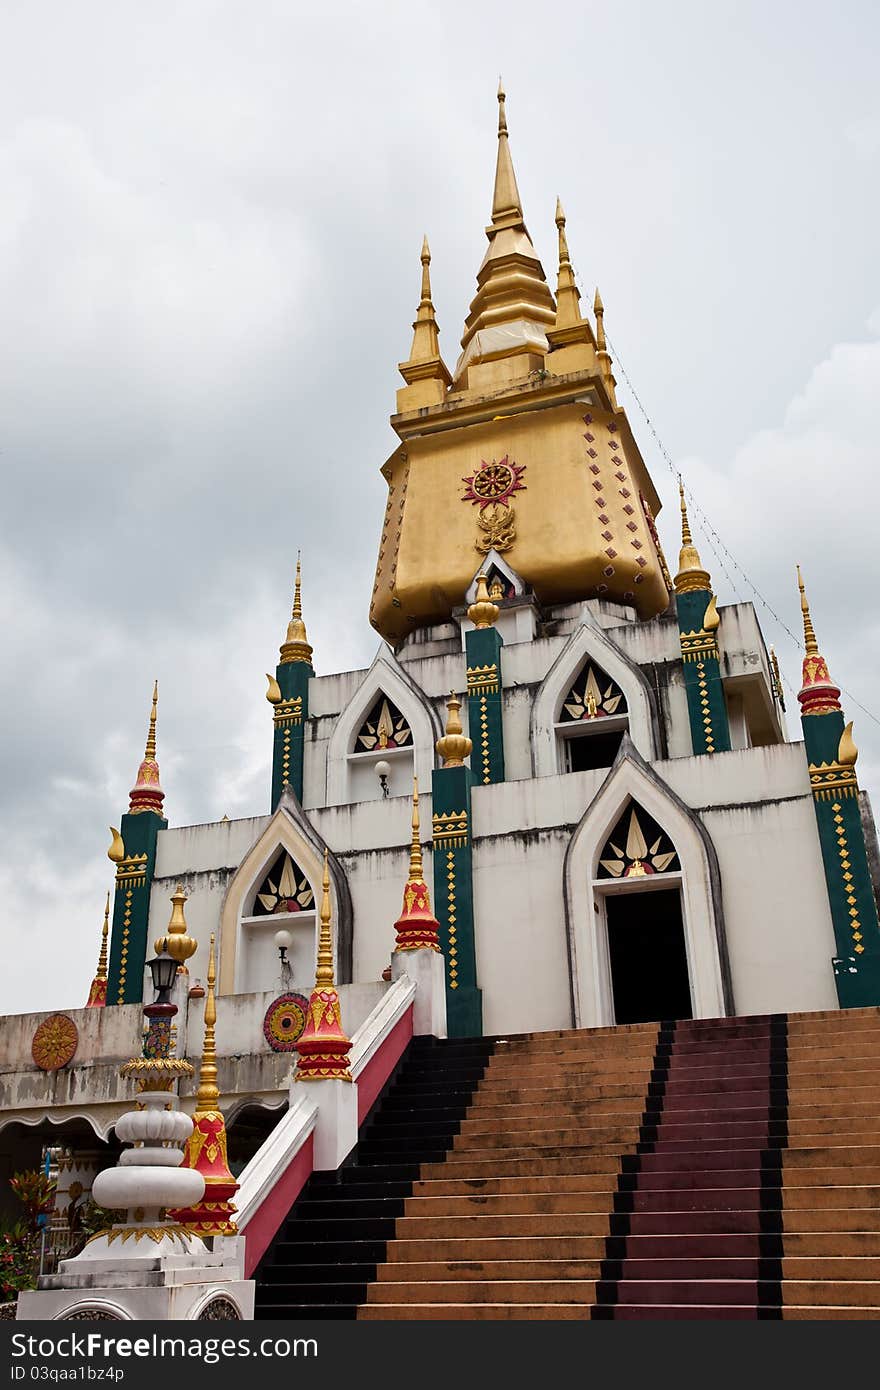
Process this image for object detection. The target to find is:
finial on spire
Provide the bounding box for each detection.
[795,567,842,716]
[548,198,594,352]
[592,287,618,406]
[797,565,819,658]
[393,777,441,952]
[467,572,500,629]
[295,847,352,1081]
[673,481,712,595]
[128,683,165,817]
[280,552,314,665]
[436,692,473,768]
[398,235,452,396]
[497,76,507,136]
[194,934,219,1114]
[491,77,524,226]
[154,884,198,968]
[86,892,111,1007]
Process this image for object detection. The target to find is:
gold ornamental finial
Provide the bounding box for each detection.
[398,235,452,392]
[265,673,282,704]
[467,572,499,629]
[593,287,618,406]
[108,826,125,863]
[436,692,473,768]
[674,481,712,595]
[144,681,158,761]
[154,884,198,967]
[96,892,110,981]
[315,849,336,990]
[838,721,858,768]
[280,552,314,665]
[409,776,423,881]
[797,565,819,657]
[194,933,219,1115]
[547,199,593,351]
[491,76,524,226]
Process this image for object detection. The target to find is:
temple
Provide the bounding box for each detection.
[4,86,880,1322]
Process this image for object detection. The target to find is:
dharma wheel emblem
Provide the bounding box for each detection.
[461,455,526,555]
[32,1013,79,1071]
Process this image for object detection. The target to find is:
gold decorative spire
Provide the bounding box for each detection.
[280,553,314,665]
[154,885,198,967]
[128,682,165,816]
[547,198,593,350]
[409,776,423,882]
[86,892,111,1007]
[467,572,499,629]
[315,849,336,990]
[96,892,110,980]
[194,934,219,1115]
[796,565,819,657]
[454,82,556,384]
[145,680,158,761]
[398,236,452,402]
[674,481,712,595]
[436,692,473,768]
[593,288,618,406]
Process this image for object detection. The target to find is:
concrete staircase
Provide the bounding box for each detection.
[255,1009,880,1320]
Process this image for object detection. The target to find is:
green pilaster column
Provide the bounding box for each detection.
[270,660,312,808]
[677,589,731,756]
[797,572,880,1007]
[466,625,505,785]
[268,556,314,808]
[431,763,482,1037]
[107,810,166,1005]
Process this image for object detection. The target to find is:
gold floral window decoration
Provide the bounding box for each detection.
[355,696,413,752]
[559,663,628,723]
[251,850,315,916]
[597,802,680,880]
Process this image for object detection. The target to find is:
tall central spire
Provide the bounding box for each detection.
[491,80,523,226]
[454,82,556,387]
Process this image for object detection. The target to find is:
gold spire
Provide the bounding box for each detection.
[398,237,452,407]
[280,553,314,665]
[96,891,110,981]
[154,884,198,967]
[128,682,165,816]
[408,776,423,882]
[467,572,499,629]
[315,849,336,990]
[454,82,556,385]
[593,288,618,406]
[144,680,158,761]
[435,692,473,768]
[194,933,219,1115]
[547,198,593,351]
[797,565,819,657]
[674,482,712,595]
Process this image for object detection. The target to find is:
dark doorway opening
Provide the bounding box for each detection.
[606,887,693,1024]
[565,727,626,772]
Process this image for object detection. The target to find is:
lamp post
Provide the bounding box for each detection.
[376,759,391,798]
[274,928,293,990]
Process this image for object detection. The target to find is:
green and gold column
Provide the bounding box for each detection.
[106,684,168,1005]
[432,695,482,1037]
[266,555,314,808]
[797,568,880,1007]
[465,574,506,785]
[674,485,731,756]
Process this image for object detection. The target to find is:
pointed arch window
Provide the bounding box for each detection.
[239,849,318,995]
[556,660,629,772]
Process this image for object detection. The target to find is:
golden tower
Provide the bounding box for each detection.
[370,85,670,644]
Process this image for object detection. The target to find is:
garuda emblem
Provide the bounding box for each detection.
[461,456,526,554]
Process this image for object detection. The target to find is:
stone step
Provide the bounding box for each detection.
[368,1256,880,1283]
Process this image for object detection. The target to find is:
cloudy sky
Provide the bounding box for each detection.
[2,1,878,1015]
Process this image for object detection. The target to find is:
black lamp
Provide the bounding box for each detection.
[147,951,178,1005]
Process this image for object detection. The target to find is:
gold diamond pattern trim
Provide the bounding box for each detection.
[466,663,499,694]
[696,661,715,753]
[445,849,458,990]
[831,805,863,952]
[809,761,859,801]
[680,630,719,663]
[479,694,491,785]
